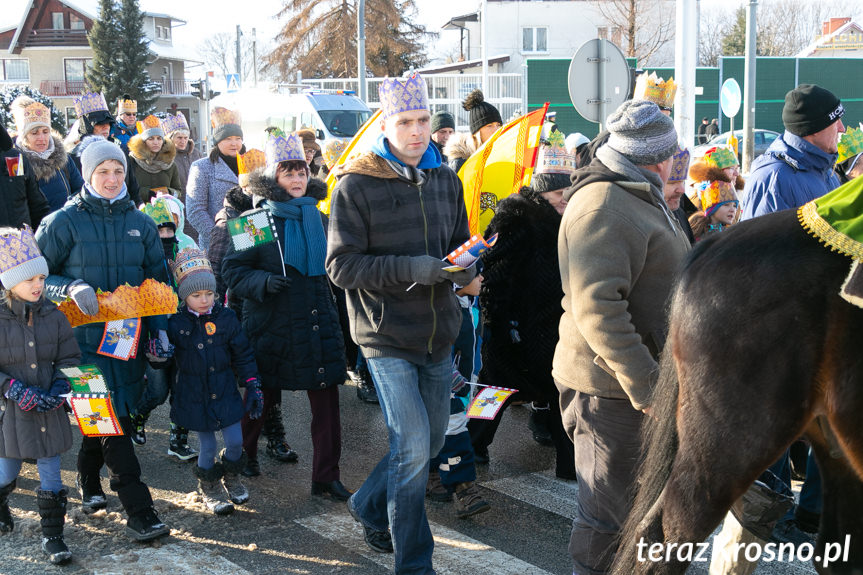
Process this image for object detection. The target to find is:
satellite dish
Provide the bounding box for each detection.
[568,39,631,126]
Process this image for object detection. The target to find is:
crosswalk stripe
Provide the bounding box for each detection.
[91,541,252,574]
[296,511,555,574]
[481,470,578,519]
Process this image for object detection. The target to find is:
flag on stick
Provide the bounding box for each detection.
[59,366,123,436]
[227,208,277,251]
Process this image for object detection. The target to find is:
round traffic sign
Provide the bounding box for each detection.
[720,78,742,118]
[568,39,631,124]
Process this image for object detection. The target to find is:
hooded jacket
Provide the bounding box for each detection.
[326,151,470,365]
[222,172,345,391]
[741,131,840,220]
[127,135,181,197]
[444,133,476,175]
[553,151,691,410]
[0,297,80,459]
[16,134,85,212]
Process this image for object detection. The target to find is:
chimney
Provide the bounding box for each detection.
[822,17,852,35]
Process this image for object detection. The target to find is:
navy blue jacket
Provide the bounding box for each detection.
[166,302,258,432]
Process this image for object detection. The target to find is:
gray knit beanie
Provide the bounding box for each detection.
[80,136,127,183]
[0,225,48,291]
[605,100,678,166]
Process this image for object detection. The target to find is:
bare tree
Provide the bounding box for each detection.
[591,0,675,66]
[698,5,733,67]
[198,32,275,85]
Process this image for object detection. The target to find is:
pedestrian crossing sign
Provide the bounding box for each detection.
[227,73,240,93]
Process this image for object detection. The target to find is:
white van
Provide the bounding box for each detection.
[265,91,373,145]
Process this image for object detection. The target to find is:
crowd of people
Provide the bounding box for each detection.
[0,68,859,574]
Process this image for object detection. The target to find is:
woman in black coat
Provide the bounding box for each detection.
[222,135,349,499]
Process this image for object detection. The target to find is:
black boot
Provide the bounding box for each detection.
[352,368,379,404]
[0,479,15,532]
[37,489,72,564]
[75,474,107,513]
[220,450,249,505]
[263,404,298,463]
[168,423,198,461]
[528,402,554,447]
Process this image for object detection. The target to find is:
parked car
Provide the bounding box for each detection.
[692,129,781,162]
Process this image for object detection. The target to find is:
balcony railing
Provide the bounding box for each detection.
[39,80,86,97]
[25,29,89,48]
[155,79,193,96]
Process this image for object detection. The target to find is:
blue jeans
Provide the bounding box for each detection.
[768,447,822,518]
[0,455,63,493]
[352,356,451,575]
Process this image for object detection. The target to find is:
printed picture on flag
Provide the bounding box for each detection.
[466,387,516,420]
[69,396,123,437]
[228,209,277,251]
[60,365,109,394]
[97,318,141,361]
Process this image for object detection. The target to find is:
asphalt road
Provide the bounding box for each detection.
[0,380,821,575]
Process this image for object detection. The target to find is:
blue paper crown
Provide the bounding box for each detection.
[73,92,109,118]
[265,134,305,165]
[378,73,429,118]
[668,146,691,183]
[161,113,189,134]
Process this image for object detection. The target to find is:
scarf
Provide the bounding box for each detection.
[264,197,327,277]
[84,182,128,204]
[18,136,55,160]
[220,152,239,176]
[371,133,442,170]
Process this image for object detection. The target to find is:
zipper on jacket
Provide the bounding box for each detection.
[417,181,436,355]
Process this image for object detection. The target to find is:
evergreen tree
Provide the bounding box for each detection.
[0,86,68,136]
[116,0,159,114]
[85,0,120,97]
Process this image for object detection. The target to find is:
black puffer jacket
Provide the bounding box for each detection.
[221,173,346,391]
[478,186,563,403]
[0,148,50,229]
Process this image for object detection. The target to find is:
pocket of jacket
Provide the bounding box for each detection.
[593,354,616,378]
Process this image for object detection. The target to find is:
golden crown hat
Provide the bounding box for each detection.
[378,73,429,118]
[265,134,305,166]
[117,98,137,114]
[139,197,174,227]
[73,92,110,118]
[702,146,739,169]
[634,72,677,111]
[161,113,189,135]
[536,132,576,176]
[701,180,738,215]
[12,100,51,133]
[322,139,349,170]
[136,115,165,140]
[211,106,241,129]
[668,146,691,183]
[238,149,267,175]
[837,126,863,165]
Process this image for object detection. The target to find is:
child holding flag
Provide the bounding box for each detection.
[0,225,81,564]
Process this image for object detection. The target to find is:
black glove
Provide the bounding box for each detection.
[266,275,292,293]
[409,255,447,286]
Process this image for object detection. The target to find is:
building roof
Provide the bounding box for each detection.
[418,54,510,74]
[795,20,863,57]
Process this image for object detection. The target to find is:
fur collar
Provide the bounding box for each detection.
[18,134,69,182]
[128,135,176,173]
[333,152,399,180]
[174,139,196,156]
[443,132,476,161]
[247,171,329,204]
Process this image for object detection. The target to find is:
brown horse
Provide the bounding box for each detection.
[610,207,863,574]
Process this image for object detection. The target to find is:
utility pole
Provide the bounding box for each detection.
[358,0,367,102]
[674,0,697,147]
[481,0,488,94]
[236,25,242,82]
[742,0,758,173]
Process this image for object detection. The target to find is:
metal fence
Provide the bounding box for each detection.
[290,73,524,130]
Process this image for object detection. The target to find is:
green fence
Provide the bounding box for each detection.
[527,56,863,141]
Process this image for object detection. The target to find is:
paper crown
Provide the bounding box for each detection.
[378,73,429,118]
[171,247,213,286]
[57,279,177,327]
[74,92,110,118]
[322,139,348,170]
[136,115,165,140]
[265,134,305,166]
[536,132,576,175]
[117,98,137,114]
[0,224,43,277]
[12,99,51,134]
[634,72,677,111]
[668,146,691,183]
[837,126,863,165]
[701,180,738,215]
[211,107,241,129]
[161,113,189,135]
[139,197,174,228]
[702,146,738,169]
[238,149,266,175]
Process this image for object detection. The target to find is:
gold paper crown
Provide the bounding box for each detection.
[57,279,178,328]
[634,72,677,111]
[136,115,164,139]
[837,126,863,165]
[701,180,738,215]
[211,107,241,129]
[12,99,51,134]
[322,139,348,170]
[238,149,266,175]
[73,92,109,118]
[117,98,137,114]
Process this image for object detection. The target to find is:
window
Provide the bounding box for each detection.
[156,25,163,39]
[521,27,548,53]
[65,107,77,129]
[52,12,64,29]
[64,58,91,82]
[164,26,171,40]
[0,59,30,82]
[70,14,85,30]
[598,26,623,46]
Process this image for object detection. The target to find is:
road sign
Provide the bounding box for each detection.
[720,78,741,118]
[226,74,241,93]
[568,39,631,126]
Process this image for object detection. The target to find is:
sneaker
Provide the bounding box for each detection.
[352,370,379,404]
[770,518,815,546]
[42,535,72,565]
[167,442,198,461]
[266,438,299,463]
[125,508,169,541]
[425,470,452,502]
[347,495,393,553]
[76,476,107,513]
[128,413,147,445]
[453,482,491,519]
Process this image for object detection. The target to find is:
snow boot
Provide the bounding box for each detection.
[37,489,71,564]
[194,463,234,515]
[128,411,148,445]
[168,423,197,461]
[263,404,298,462]
[0,480,15,532]
[220,450,249,505]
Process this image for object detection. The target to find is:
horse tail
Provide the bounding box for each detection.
[610,337,681,575]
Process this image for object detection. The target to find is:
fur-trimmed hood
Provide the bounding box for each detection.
[332,152,400,180]
[247,171,329,205]
[443,132,475,162]
[688,159,745,191]
[223,184,254,213]
[174,139,197,157]
[17,134,69,182]
[128,134,176,173]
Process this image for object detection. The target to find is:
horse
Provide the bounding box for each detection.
[610,207,863,575]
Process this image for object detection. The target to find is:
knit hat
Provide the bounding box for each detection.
[136,115,165,140]
[321,139,348,170]
[211,107,243,145]
[80,137,127,183]
[701,180,738,219]
[11,96,51,136]
[605,100,678,166]
[172,248,217,301]
[462,89,502,135]
[296,128,320,152]
[0,225,49,291]
[237,148,266,187]
[378,73,429,118]
[431,111,455,134]
[668,146,691,183]
[162,113,190,137]
[782,84,844,137]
